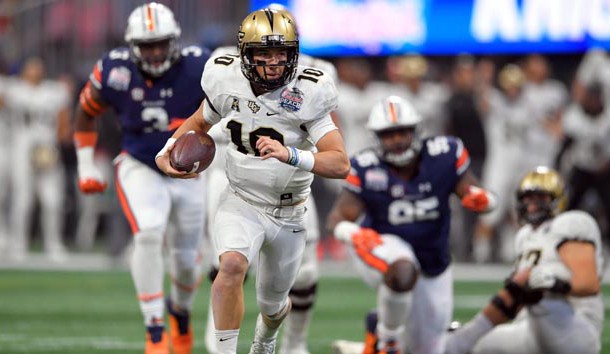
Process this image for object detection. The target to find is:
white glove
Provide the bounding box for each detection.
[334,221,361,243]
[528,263,572,294]
[76,146,107,194]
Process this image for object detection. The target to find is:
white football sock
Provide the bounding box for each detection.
[215,328,240,354]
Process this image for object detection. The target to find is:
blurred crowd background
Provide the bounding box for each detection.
[0,0,609,266]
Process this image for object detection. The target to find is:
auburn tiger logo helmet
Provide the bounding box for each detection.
[237,8,299,91]
[516,166,567,225]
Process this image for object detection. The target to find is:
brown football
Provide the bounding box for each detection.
[169,130,216,173]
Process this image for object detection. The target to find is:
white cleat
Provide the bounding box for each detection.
[331,340,365,354]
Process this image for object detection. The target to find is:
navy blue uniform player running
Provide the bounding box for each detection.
[327,96,496,354]
[73,3,210,354]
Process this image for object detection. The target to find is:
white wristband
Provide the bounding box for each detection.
[285,146,315,172]
[156,138,177,161]
[76,146,96,166]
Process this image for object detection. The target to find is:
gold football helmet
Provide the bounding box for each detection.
[516,166,567,225]
[238,8,299,91]
[498,64,525,90]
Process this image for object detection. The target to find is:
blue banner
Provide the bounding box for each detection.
[250,0,610,56]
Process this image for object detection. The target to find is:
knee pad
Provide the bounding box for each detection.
[133,228,164,248]
[383,259,418,293]
[170,248,199,271]
[289,283,317,311]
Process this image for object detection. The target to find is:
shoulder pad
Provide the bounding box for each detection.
[180,45,210,59]
[551,210,601,245]
[104,47,131,63]
[352,149,380,169]
[293,66,338,120]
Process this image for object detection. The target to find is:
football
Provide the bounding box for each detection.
[169,130,216,173]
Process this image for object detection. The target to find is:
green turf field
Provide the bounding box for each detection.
[0,270,608,353]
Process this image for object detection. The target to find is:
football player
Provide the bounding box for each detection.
[73,3,210,354]
[3,57,71,262]
[445,167,603,354]
[327,96,496,354]
[202,5,338,354]
[155,8,349,354]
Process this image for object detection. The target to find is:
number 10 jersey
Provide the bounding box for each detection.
[200,54,338,207]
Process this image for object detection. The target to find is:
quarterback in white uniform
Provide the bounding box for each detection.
[204,38,333,354]
[446,167,604,354]
[156,8,349,354]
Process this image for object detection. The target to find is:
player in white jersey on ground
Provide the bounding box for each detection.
[445,166,604,354]
[155,8,349,354]
[4,57,71,262]
[203,9,337,354]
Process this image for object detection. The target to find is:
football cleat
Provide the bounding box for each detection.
[145,325,170,354]
[364,310,378,354]
[166,298,193,354]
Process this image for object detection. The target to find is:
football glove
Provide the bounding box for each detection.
[334,221,383,251]
[528,263,572,295]
[461,185,497,213]
[76,146,107,194]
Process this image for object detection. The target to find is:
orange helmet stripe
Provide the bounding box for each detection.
[388,101,398,123]
[146,5,155,31]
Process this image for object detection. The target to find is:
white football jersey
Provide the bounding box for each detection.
[513,210,604,332]
[200,54,338,206]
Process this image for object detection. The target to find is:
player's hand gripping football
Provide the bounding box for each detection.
[155,140,199,179]
[461,185,496,213]
[77,162,107,194]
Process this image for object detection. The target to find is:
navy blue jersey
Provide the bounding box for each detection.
[89,45,209,171]
[344,136,471,276]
